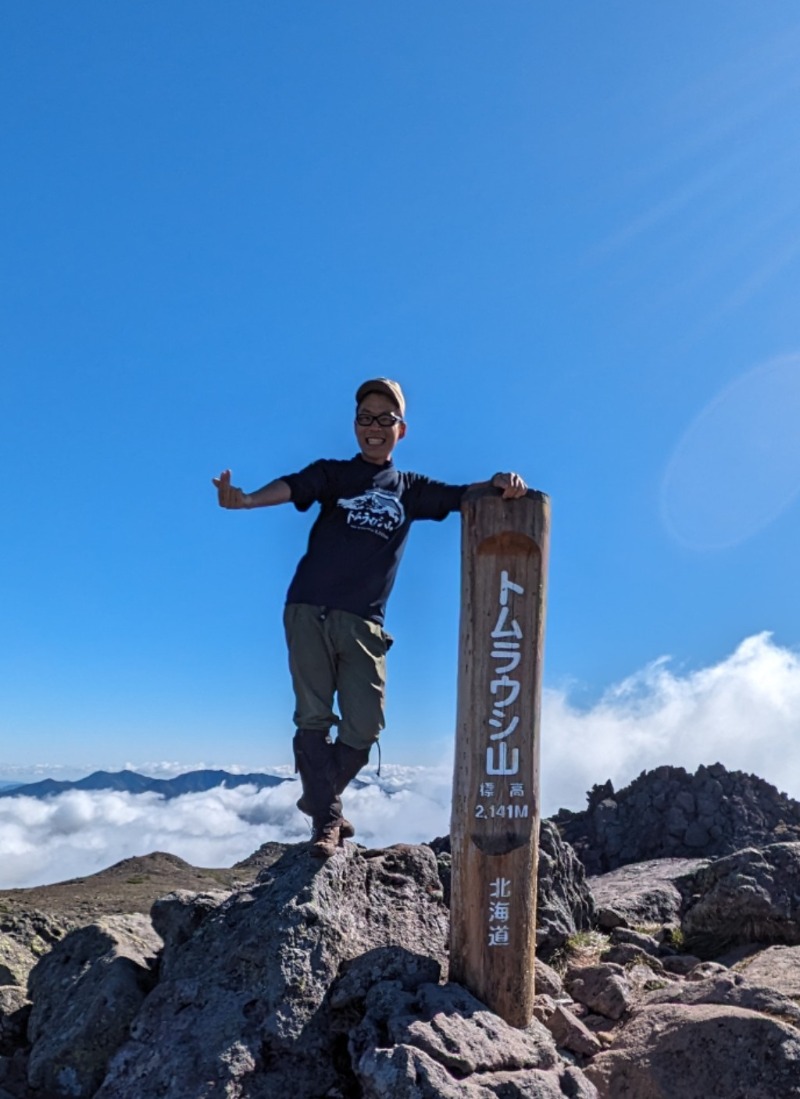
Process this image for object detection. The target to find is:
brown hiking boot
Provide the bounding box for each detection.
[296,794,355,839]
[294,737,369,840]
[309,819,345,859]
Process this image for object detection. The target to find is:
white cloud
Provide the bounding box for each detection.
[1,633,799,889]
[0,768,455,889]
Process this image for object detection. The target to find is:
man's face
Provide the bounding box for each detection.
[354,392,406,465]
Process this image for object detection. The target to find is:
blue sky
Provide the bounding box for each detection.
[3,3,800,798]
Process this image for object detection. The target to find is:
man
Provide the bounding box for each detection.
[213,378,527,857]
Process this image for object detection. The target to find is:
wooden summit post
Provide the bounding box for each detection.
[450,486,550,1028]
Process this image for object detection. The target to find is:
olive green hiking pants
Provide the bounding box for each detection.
[283,603,392,750]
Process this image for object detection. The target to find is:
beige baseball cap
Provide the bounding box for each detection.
[355,378,406,417]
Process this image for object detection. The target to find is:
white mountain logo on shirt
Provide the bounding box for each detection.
[337,489,405,538]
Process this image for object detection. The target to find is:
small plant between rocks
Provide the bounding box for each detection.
[557,929,610,970]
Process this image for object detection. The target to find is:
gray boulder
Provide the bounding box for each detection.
[330,943,443,1012]
[606,927,661,955]
[150,888,229,978]
[588,857,707,929]
[534,959,564,999]
[533,996,603,1059]
[585,1003,800,1098]
[644,969,800,1025]
[26,913,161,1098]
[735,943,800,996]
[536,820,595,958]
[660,953,703,976]
[0,911,67,989]
[0,937,37,992]
[564,965,633,1021]
[95,843,451,1099]
[350,979,598,1098]
[681,842,800,955]
[600,942,665,970]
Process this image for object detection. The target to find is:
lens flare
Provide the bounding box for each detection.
[661,354,800,549]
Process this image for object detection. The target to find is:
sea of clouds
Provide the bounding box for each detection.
[2,631,799,889]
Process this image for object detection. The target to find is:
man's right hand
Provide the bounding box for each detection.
[212,469,250,509]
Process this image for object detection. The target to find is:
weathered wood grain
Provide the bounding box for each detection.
[450,487,550,1027]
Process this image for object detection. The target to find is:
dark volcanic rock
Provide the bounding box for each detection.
[350,979,598,1098]
[27,913,162,1098]
[0,911,68,989]
[536,820,596,958]
[534,996,603,1059]
[644,970,800,1024]
[588,857,708,928]
[680,842,800,956]
[585,1003,800,1099]
[150,889,230,979]
[552,763,800,874]
[95,844,451,1099]
[565,965,633,1021]
[736,944,800,996]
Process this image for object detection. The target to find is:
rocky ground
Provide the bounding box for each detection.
[1,763,800,1098]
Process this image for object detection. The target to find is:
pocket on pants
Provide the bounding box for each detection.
[358,618,389,657]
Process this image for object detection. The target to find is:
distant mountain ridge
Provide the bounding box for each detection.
[0,768,287,800]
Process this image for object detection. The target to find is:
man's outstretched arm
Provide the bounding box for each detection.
[212,469,292,510]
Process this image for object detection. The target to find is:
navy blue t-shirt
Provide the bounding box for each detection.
[281,455,467,625]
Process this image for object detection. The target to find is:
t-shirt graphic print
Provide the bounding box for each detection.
[336,489,405,539]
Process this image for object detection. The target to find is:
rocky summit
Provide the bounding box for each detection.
[553,761,800,875]
[0,762,800,1097]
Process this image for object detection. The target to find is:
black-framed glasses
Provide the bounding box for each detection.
[355,411,404,427]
